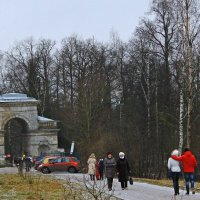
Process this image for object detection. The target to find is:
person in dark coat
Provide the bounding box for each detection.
[116,152,130,190]
[104,152,116,191]
[24,155,32,172]
[98,158,104,180]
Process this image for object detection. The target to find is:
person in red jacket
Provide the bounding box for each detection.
[171,148,197,195]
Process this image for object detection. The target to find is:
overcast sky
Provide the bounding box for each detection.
[0,0,151,51]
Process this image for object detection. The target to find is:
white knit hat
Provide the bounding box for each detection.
[171,149,179,156]
[119,152,125,158]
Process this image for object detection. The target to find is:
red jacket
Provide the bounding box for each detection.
[171,151,197,173]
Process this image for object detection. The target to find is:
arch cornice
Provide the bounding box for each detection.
[1,115,31,131]
[0,102,38,107]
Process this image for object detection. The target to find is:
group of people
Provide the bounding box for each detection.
[168,148,197,196]
[14,154,33,172]
[88,148,198,194]
[87,151,131,191]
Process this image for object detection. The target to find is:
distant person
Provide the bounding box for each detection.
[87,153,96,181]
[171,148,197,195]
[104,152,116,191]
[22,154,26,161]
[14,156,19,167]
[98,158,104,180]
[17,156,23,173]
[14,156,22,168]
[95,161,100,180]
[24,155,32,172]
[168,149,181,196]
[116,152,131,190]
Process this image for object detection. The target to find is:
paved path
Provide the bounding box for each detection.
[0,168,200,200]
[51,172,200,200]
[0,167,18,174]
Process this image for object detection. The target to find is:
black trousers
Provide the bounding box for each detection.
[171,172,180,195]
[90,174,95,181]
[107,177,113,189]
[25,164,31,172]
[121,181,127,189]
[99,172,104,180]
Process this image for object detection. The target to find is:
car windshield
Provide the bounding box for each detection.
[43,157,57,164]
[50,157,62,163]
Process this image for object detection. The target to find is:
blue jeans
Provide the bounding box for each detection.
[184,173,195,193]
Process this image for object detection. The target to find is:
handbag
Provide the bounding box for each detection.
[129,176,133,185]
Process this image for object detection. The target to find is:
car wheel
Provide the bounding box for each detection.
[68,166,77,173]
[41,167,50,174]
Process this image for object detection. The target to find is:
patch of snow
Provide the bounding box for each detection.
[38,116,54,122]
[0,93,38,102]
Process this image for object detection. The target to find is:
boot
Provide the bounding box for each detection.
[192,188,195,194]
[186,185,189,195]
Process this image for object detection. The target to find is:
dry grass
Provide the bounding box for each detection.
[0,173,117,200]
[0,173,72,200]
[135,178,200,192]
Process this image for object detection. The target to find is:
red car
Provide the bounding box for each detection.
[34,156,56,170]
[37,156,80,174]
[34,158,44,170]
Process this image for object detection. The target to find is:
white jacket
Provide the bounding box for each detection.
[168,158,181,172]
[168,149,181,172]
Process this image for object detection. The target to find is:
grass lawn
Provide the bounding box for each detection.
[0,173,74,200]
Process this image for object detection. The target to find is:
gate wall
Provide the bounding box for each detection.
[0,93,59,156]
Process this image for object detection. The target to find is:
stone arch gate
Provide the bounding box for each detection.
[0,93,59,156]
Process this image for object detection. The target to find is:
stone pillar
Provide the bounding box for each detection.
[25,130,59,156]
[0,131,5,155]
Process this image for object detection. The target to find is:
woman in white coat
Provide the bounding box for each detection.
[168,149,181,196]
[87,153,96,181]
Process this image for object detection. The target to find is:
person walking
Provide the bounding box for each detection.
[87,153,96,181]
[95,161,100,180]
[171,148,197,195]
[24,155,32,172]
[98,158,104,180]
[104,152,116,191]
[116,152,131,190]
[168,149,181,196]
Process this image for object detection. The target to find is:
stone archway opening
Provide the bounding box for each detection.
[38,144,50,155]
[4,118,28,157]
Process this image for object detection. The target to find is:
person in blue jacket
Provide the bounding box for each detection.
[98,158,104,180]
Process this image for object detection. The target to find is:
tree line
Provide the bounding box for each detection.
[0,0,200,178]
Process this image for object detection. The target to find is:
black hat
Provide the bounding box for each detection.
[184,148,190,152]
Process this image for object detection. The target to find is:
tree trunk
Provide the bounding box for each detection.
[185,0,193,148]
